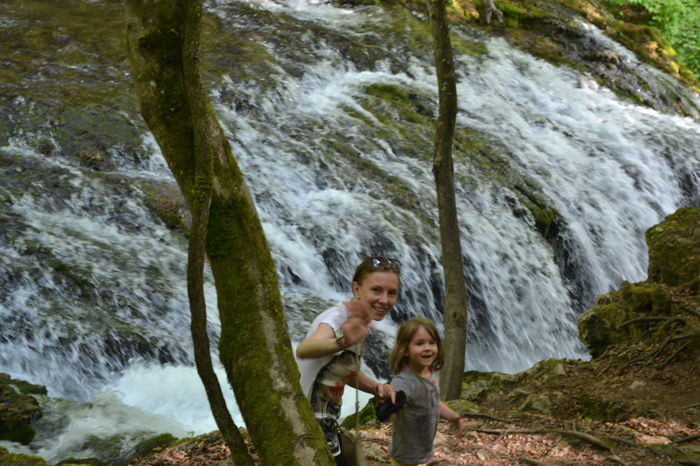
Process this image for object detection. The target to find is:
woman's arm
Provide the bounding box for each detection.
[295,323,344,359]
[439,401,465,435]
[348,371,396,404]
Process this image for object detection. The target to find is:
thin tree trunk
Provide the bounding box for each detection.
[428,0,469,401]
[124,1,334,464]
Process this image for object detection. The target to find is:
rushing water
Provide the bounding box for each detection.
[1,0,699,461]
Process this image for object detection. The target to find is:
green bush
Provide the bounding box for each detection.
[604,0,700,75]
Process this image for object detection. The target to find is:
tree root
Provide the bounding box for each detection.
[605,435,638,447]
[660,340,691,367]
[617,315,699,368]
[674,433,700,444]
[618,316,675,328]
[461,411,513,424]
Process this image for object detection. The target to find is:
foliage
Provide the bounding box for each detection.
[604,0,700,75]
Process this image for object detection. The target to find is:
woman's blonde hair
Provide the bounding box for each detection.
[389,317,444,374]
[351,256,401,285]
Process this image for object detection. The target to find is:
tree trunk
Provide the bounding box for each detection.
[483,0,504,24]
[428,0,469,401]
[124,1,334,464]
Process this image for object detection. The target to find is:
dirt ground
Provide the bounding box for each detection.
[129,342,700,465]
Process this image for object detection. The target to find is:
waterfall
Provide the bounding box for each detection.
[1,0,699,460]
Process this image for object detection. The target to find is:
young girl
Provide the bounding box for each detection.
[385,317,465,466]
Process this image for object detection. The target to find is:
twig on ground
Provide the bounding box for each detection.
[519,457,547,465]
[605,435,637,447]
[475,428,613,452]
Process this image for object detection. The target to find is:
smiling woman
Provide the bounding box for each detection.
[295,256,401,465]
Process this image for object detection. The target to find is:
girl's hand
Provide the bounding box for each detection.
[451,416,466,436]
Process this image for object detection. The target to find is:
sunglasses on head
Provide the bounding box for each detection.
[369,256,401,271]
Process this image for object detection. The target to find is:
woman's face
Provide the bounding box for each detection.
[352,270,400,321]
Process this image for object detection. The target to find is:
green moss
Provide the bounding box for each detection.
[574,394,630,421]
[55,458,104,465]
[341,400,378,428]
[578,281,681,356]
[132,433,178,457]
[362,83,431,125]
[0,423,35,444]
[365,83,410,103]
[5,378,47,396]
[321,135,424,213]
[646,207,700,289]
[579,208,700,357]
[0,447,47,466]
[201,13,282,87]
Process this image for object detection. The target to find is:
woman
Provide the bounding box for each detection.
[296,256,400,465]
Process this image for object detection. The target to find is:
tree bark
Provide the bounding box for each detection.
[124,1,334,464]
[428,0,469,401]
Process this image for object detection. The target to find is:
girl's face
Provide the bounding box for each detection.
[405,326,438,375]
[352,270,399,321]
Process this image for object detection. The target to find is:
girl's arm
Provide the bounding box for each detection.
[439,401,466,435]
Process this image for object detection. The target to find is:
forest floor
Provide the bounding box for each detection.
[129,342,700,465]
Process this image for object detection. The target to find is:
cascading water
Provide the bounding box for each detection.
[0,0,699,461]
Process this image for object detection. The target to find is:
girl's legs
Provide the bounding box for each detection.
[390,459,424,466]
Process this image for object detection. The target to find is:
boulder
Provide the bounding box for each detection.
[646,207,700,291]
[578,207,700,358]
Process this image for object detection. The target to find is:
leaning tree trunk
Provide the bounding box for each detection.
[428,0,469,401]
[124,1,334,464]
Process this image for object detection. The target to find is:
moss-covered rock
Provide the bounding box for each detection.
[646,207,700,291]
[130,433,178,458]
[578,207,700,358]
[0,374,44,445]
[0,447,47,466]
[578,281,676,357]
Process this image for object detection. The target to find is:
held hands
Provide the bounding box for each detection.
[373,382,396,405]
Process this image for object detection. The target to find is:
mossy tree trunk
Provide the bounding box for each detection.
[124,1,334,464]
[428,0,469,401]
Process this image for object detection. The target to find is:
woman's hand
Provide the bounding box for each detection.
[341,298,372,347]
[373,383,396,404]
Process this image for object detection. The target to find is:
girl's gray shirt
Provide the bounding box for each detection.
[389,367,440,464]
